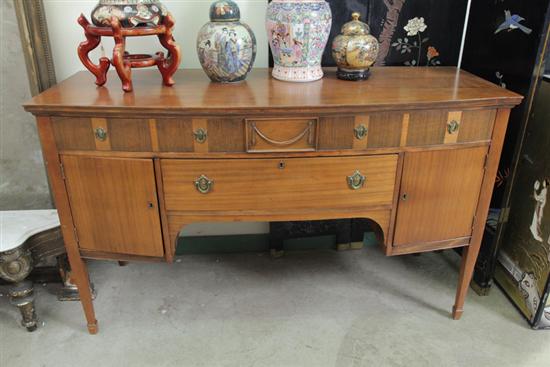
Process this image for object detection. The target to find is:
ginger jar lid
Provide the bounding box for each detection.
[341,12,370,36]
[209,1,241,22]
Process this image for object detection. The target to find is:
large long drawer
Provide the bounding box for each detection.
[161,155,398,212]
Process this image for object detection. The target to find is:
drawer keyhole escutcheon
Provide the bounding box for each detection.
[347,170,366,190]
[402,193,408,201]
[193,128,208,144]
[147,202,154,209]
[354,124,368,140]
[94,127,107,141]
[447,120,460,134]
[195,175,214,194]
[278,161,286,169]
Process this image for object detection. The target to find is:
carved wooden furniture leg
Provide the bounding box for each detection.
[452,109,511,319]
[77,14,110,86]
[57,254,97,301]
[156,13,181,86]
[9,281,38,332]
[36,117,98,334]
[0,247,36,331]
[110,17,132,92]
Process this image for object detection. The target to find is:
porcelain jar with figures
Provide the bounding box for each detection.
[197,1,257,83]
[266,0,332,82]
[91,0,168,27]
[332,12,379,81]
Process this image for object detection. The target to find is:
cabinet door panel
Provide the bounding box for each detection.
[394,146,488,247]
[62,156,164,257]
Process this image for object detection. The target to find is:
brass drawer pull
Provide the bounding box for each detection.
[193,128,208,144]
[354,124,368,140]
[347,170,366,190]
[195,175,213,194]
[250,121,314,147]
[94,127,107,141]
[447,120,460,134]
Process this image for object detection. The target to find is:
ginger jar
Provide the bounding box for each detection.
[266,0,332,82]
[332,12,379,81]
[197,1,257,83]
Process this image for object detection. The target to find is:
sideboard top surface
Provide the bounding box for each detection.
[24,67,522,116]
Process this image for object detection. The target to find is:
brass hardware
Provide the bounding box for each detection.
[250,122,314,147]
[193,128,208,144]
[447,120,460,134]
[402,193,408,201]
[354,124,368,140]
[94,127,107,141]
[278,161,286,169]
[194,175,213,194]
[147,202,154,209]
[347,170,366,190]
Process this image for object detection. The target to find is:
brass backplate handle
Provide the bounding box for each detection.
[94,127,107,141]
[347,170,366,190]
[195,175,213,194]
[193,128,208,144]
[354,124,368,140]
[447,120,460,134]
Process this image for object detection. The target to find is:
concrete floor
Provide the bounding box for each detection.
[1,247,549,367]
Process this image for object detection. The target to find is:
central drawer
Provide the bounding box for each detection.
[161,155,398,212]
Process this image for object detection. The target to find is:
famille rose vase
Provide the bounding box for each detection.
[197,1,257,83]
[266,0,332,82]
[91,0,168,27]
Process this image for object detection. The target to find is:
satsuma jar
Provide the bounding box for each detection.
[197,1,257,83]
[332,12,379,81]
[266,0,332,82]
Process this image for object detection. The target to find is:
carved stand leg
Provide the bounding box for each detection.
[77,14,110,86]
[9,281,38,331]
[111,17,133,92]
[156,13,182,86]
[0,247,37,331]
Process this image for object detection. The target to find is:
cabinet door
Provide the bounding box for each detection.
[62,156,164,257]
[393,146,488,248]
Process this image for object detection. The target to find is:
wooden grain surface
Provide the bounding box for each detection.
[161,155,398,213]
[24,68,522,117]
[393,146,488,246]
[62,155,164,257]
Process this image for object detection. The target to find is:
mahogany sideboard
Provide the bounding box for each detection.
[24,67,522,334]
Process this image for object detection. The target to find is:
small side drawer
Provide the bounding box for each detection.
[246,117,318,152]
[52,117,153,151]
[161,155,398,212]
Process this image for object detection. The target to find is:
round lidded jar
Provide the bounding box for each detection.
[197,1,257,83]
[332,12,379,81]
[91,0,168,27]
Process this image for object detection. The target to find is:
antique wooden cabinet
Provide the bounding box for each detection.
[24,67,521,334]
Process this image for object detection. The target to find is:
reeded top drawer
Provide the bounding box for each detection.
[161,155,398,213]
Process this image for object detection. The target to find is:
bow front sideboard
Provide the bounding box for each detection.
[24,67,522,334]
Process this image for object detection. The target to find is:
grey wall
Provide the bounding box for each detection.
[0,0,52,210]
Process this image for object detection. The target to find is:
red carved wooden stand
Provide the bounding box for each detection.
[77,13,181,92]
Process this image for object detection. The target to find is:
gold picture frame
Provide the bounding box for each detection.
[14,0,56,96]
